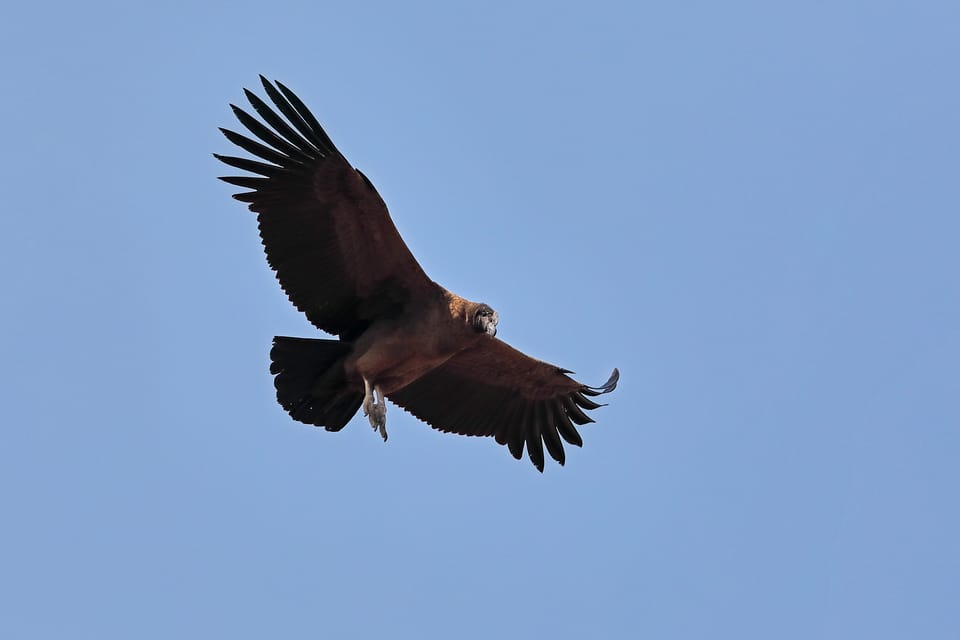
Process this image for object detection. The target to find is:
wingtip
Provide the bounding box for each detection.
[259,75,279,95]
[594,368,620,394]
[607,367,620,390]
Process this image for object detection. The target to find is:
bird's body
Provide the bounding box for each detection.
[217,77,618,471]
[346,287,486,395]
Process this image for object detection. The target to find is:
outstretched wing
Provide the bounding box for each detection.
[388,338,619,472]
[216,76,435,340]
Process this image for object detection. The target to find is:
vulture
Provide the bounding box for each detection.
[215,76,619,471]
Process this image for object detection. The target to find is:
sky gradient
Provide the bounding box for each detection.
[2,1,958,638]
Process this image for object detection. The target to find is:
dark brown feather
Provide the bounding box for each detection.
[389,338,618,471]
[556,399,585,446]
[526,404,546,472]
[540,402,566,465]
[507,403,529,461]
[216,78,437,340]
[213,154,285,177]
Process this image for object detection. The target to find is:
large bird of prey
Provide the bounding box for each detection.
[216,76,618,471]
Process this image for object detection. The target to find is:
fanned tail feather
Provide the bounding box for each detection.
[269,337,362,431]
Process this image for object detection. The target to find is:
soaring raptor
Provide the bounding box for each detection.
[216,77,618,471]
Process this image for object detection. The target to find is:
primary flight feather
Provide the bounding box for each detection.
[216,76,618,471]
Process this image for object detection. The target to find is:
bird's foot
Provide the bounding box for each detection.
[367,402,387,441]
[362,378,388,442]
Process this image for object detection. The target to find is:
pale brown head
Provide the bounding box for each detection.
[472,304,499,337]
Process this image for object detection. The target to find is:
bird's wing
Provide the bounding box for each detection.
[388,338,619,471]
[216,76,435,340]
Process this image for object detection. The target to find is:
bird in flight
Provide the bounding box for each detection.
[216,76,618,471]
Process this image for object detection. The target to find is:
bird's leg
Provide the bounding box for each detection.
[362,377,380,431]
[361,377,388,441]
[375,385,387,441]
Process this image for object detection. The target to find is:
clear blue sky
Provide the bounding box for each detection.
[2,1,958,638]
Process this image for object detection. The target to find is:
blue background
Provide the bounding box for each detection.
[2,1,958,638]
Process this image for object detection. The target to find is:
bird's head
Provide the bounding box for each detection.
[472,304,499,337]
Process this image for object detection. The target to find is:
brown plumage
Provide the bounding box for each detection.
[216,76,618,471]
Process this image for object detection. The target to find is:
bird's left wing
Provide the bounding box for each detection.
[388,338,619,471]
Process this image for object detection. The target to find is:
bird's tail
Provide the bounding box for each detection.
[269,337,363,431]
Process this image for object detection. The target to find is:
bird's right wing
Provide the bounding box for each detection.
[216,76,436,340]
